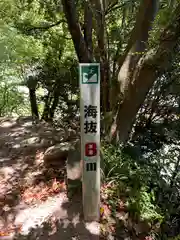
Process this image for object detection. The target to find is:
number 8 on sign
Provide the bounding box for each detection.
[85,143,97,157]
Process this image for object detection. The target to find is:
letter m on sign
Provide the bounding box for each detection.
[86,162,97,171]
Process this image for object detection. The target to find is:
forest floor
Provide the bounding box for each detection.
[0,117,99,240]
[0,117,155,240]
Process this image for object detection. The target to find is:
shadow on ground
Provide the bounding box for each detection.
[0,117,167,239]
[13,196,99,240]
[0,117,96,240]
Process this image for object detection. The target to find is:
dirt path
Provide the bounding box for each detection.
[0,117,99,240]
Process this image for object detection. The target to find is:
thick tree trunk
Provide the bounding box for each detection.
[110,3,180,143]
[62,0,180,144]
[90,0,110,113]
[29,88,39,120]
[62,0,92,63]
[62,0,110,113]
[110,0,159,142]
[109,0,158,114]
[117,0,159,100]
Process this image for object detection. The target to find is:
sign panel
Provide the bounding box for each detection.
[79,63,100,221]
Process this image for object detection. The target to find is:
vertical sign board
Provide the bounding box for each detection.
[79,63,100,221]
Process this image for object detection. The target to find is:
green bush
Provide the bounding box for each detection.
[101,143,164,223]
[168,236,180,240]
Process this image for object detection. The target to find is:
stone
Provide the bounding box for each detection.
[66,140,105,197]
[44,142,71,167]
[22,137,40,145]
[67,139,81,179]
[133,220,151,236]
[66,139,82,198]
[67,129,77,140]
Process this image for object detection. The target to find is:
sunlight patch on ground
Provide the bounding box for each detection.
[35,150,44,165]
[10,127,25,133]
[0,182,12,196]
[24,170,43,184]
[85,222,100,235]
[0,121,16,128]
[14,193,68,235]
[12,144,21,149]
[0,158,11,164]
[22,122,33,127]
[0,118,100,239]
[0,167,15,180]
[13,192,99,237]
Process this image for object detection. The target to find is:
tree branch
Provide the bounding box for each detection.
[105,1,118,14]
[27,19,66,32]
[105,2,129,15]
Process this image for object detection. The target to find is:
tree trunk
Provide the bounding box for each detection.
[42,91,51,121]
[62,0,92,63]
[62,0,180,144]
[90,0,110,113]
[62,0,110,113]
[110,0,159,142]
[110,2,180,143]
[84,1,93,60]
[49,90,60,120]
[117,0,159,100]
[29,88,39,120]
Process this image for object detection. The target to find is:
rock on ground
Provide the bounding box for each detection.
[44,142,72,167]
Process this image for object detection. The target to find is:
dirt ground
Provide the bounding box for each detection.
[0,117,99,240]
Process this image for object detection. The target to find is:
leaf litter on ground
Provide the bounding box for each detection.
[21,178,66,205]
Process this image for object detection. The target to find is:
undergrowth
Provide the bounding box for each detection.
[101,144,163,222]
[101,143,180,239]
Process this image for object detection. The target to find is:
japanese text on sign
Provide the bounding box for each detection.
[84,104,98,171]
[84,105,97,134]
[85,143,97,157]
[84,105,97,118]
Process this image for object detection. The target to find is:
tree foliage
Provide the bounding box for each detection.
[1,1,180,237]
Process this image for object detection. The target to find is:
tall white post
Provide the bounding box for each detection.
[79,63,100,221]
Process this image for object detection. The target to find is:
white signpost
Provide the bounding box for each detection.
[79,63,100,221]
